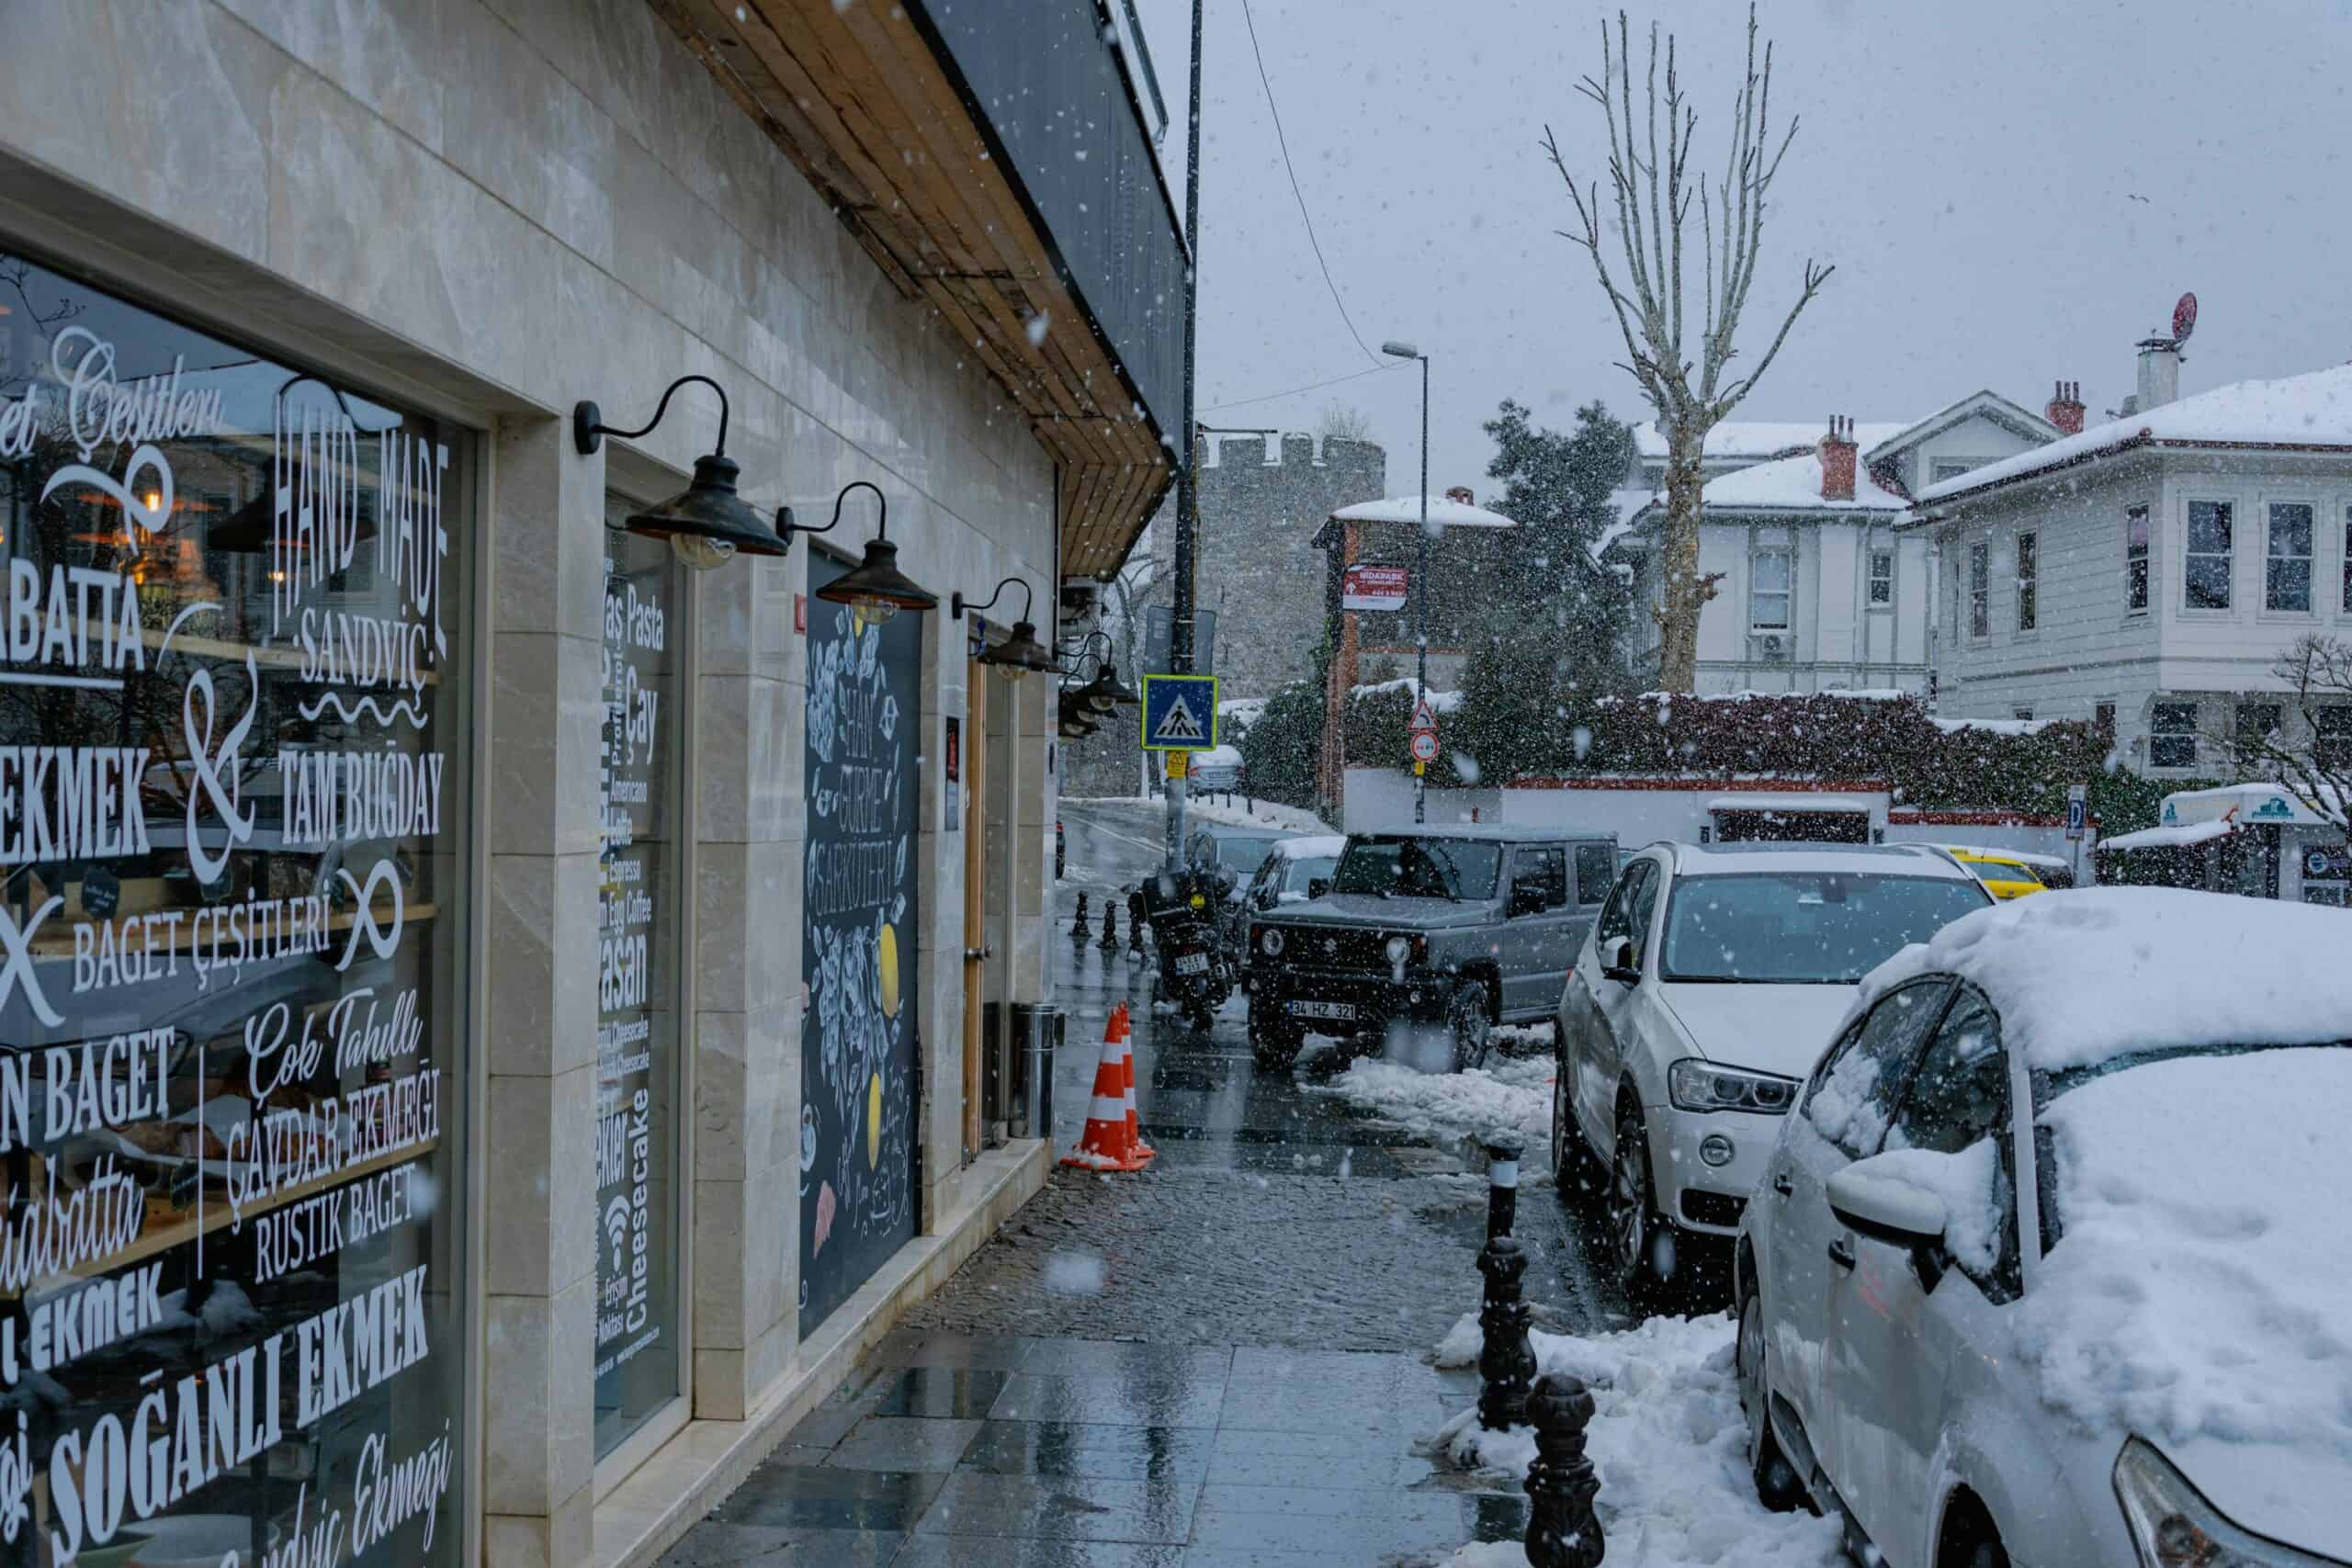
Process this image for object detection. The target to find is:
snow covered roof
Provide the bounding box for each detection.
[2159,781,2340,828]
[2098,818,2239,852]
[1691,448,1909,513]
[1918,363,2352,505]
[1934,843,2073,872]
[1272,834,1347,861]
[1865,389,2056,457]
[1330,494,1517,529]
[1853,886,2352,1073]
[1631,420,1908,460]
[1350,678,1464,713]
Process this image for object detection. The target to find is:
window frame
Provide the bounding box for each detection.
[2312,706,2352,773]
[2014,529,2038,634]
[2125,504,2151,615]
[1802,976,1957,1159]
[2264,499,2315,615]
[1510,844,1569,910]
[1595,859,1653,949]
[2342,502,2352,614]
[1867,547,1894,608]
[1967,539,1991,641]
[2149,700,2200,771]
[2233,702,2282,768]
[2183,498,2235,613]
[1877,984,2024,1302]
[1749,545,1793,632]
[1573,842,1616,906]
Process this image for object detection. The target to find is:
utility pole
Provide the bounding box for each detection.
[1381,341,1430,823]
[1166,0,1204,872]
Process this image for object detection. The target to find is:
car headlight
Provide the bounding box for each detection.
[1668,1059,1798,1115]
[2114,1437,2332,1566]
[1261,927,1285,956]
[1385,935,1412,964]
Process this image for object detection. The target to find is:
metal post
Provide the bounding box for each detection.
[1476,1136,1535,1431]
[1414,354,1429,823]
[1072,890,1091,944]
[1164,0,1204,873]
[1523,1373,1605,1568]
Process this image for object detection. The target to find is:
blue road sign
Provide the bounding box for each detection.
[1139,673,1218,751]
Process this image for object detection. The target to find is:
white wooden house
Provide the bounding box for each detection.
[1914,345,2352,778]
[1617,391,2060,694]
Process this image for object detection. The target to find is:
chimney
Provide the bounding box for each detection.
[2135,336,2180,412]
[2045,379,2086,435]
[1819,414,1857,501]
[1444,485,1475,505]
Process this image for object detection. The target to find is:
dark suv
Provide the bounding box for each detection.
[1243,826,1618,1072]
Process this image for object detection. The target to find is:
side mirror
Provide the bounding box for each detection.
[1826,1161,1948,1250]
[1306,877,1331,901]
[1508,883,1546,918]
[1600,937,1640,985]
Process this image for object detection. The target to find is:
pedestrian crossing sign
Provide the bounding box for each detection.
[1139,673,1218,751]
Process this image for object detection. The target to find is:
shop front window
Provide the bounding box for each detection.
[593,514,684,1459]
[0,254,471,1562]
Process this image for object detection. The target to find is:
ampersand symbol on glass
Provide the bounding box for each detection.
[182,652,259,886]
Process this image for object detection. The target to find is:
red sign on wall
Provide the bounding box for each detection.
[1342,563,1409,612]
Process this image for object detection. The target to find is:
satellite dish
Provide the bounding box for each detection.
[2172,291,2198,346]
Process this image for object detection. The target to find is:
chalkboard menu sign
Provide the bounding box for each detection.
[0,254,470,1564]
[592,525,680,1458]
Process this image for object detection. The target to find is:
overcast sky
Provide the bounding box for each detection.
[1129,0,2352,496]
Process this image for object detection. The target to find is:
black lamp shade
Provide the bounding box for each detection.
[980,619,1059,675]
[626,454,789,558]
[1082,660,1141,707]
[815,535,939,615]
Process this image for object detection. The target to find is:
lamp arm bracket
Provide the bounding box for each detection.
[574,374,731,457]
[787,479,888,546]
[952,574,1033,624]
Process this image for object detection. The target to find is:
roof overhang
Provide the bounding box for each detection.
[652,0,1182,578]
[1911,434,2352,521]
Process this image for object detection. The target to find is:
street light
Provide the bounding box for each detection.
[1382,340,1431,824]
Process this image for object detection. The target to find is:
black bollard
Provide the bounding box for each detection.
[1099,901,1120,953]
[1072,892,1091,944]
[1523,1372,1604,1568]
[1127,886,1148,954]
[1476,1137,1536,1432]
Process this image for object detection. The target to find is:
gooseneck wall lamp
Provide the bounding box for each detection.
[1067,630,1141,712]
[574,376,788,570]
[786,480,938,623]
[953,577,1059,679]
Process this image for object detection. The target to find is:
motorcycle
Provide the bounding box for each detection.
[1139,870,1235,1033]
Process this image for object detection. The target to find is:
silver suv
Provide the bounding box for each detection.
[1554,841,1992,1302]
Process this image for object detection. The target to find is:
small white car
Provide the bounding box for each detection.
[1553,841,1992,1296]
[1737,886,2352,1568]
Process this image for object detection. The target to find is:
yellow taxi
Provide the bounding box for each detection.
[1937,844,2067,900]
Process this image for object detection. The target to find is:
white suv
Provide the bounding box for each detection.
[1553,841,1990,1299]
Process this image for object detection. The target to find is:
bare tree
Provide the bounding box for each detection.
[1317,402,1375,444]
[2211,635,2352,831]
[1546,6,1832,693]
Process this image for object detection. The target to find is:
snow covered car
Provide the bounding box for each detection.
[1555,842,1992,1298]
[1220,833,1346,952]
[1736,886,2352,1568]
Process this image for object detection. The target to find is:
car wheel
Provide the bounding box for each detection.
[1250,1013,1304,1072]
[1447,983,1493,1073]
[1185,1000,1215,1034]
[1606,1101,1671,1303]
[1737,1275,1807,1513]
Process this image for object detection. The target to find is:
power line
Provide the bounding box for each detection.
[1238,0,1385,367]
[1200,360,1400,414]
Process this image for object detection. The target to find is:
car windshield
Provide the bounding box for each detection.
[1661,872,1989,983]
[2041,1040,2349,1105]
[1216,837,1276,871]
[1281,855,1337,894]
[1331,836,1501,900]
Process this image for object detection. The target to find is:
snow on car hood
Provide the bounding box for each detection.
[1656,982,1853,1078]
[2016,1045,2352,1545]
[1275,893,1498,931]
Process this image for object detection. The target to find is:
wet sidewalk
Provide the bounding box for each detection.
[655,1324,1530,1567]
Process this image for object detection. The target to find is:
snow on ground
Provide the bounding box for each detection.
[1430,1313,1842,1568]
[1311,1052,1553,1156]
[1064,794,1331,835]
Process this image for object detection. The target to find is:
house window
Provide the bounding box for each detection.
[2013,707,2034,721]
[2234,703,2281,767]
[1930,458,1973,483]
[1750,547,1792,629]
[2266,502,2313,612]
[2314,707,2352,772]
[2344,504,2352,611]
[2185,500,2233,609]
[2094,702,2117,732]
[2015,531,2038,632]
[1967,541,1990,639]
[2150,702,2200,769]
[2126,505,2150,612]
[1868,548,1894,606]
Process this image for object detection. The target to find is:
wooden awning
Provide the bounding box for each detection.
[653,0,1177,578]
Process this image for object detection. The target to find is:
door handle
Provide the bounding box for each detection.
[1826,1238,1856,1270]
[965,946,993,962]
[1771,1172,1793,1197]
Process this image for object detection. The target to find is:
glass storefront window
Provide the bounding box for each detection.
[0,253,470,1565]
[592,516,682,1459]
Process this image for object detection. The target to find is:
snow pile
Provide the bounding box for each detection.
[1919,362,2352,502]
[1858,1143,2004,1275]
[1331,493,1518,530]
[2016,1048,2352,1456]
[1430,1313,1843,1568]
[1166,795,1329,835]
[1852,886,2352,1072]
[1271,833,1346,863]
[1929,714,2050,735]
[1351,677,1465,713]
[1314,1053,1554,1154]
[1217,696,1268,728]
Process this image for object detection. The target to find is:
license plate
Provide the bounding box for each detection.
[1287,999,1355,1021]
[1172,952,1208,976]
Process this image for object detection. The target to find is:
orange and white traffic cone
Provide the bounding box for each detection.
[1114,1003,1155,1161]
[1061,1017,1149,1172]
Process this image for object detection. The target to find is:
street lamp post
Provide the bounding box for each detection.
[1382,340,1430,824]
